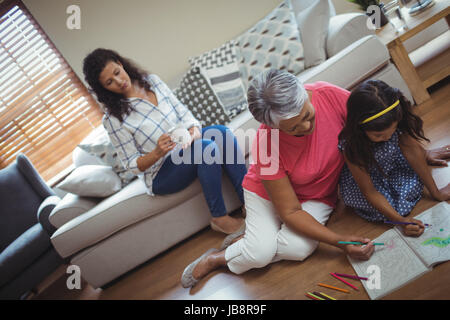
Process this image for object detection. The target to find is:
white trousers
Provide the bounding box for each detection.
[225,189,333,274]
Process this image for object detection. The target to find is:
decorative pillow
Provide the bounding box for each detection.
[234,0,305,86]
[189,40,248,118]
[56,165,122,198]
[292,0,330,68]
[78,133,135,186]
[174,67,231,127]
[189,40,237,68]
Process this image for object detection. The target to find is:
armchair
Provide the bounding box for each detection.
[0,154,65,299]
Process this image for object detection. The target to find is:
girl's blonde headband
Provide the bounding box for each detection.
[360,100,400,124]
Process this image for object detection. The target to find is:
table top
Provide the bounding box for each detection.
[376,0,450,45]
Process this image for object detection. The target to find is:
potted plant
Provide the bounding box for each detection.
[347,0,389,27]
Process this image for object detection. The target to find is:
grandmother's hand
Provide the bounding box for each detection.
[426,145,450,167]
[340,236,375,261]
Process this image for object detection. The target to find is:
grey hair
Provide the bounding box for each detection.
[247,69,308,127]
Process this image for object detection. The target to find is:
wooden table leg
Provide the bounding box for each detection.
[388,39,431,104]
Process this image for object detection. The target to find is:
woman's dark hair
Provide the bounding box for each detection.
[82,48,151,122]
[338,79,429,172]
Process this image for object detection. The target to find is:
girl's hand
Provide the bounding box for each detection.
[400,217,425,237]
[340,236,375,261]
[155,133,176,157]
[431,183,450,202]
[426,145,450,167]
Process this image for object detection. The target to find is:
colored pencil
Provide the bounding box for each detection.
[319,292,337,300]
[330,273,359,291]
[334,273,368,281]
[317,283,350,293]
[338,241,384,245]
[384,220,431,227]
[306,292,324,300]
[313,291,331,300]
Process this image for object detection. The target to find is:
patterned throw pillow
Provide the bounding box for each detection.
[78,133,135,187]
[234,0,305,86]
[189,40,248,119]
[174,67,231,127]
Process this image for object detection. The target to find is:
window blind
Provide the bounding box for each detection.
[0,0,102,181]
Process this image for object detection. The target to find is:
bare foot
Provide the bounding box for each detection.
[192,250,226,280]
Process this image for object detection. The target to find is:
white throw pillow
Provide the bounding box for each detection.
[292,0,330,68]
[78,133,135,186]
[57,165,122,197]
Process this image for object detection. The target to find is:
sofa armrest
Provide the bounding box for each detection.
[327,13,375,58]
[37,195,61,236]
[49,193,100,229]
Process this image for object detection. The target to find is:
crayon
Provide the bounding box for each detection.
[330,273,359,291]
[317,283,350,293]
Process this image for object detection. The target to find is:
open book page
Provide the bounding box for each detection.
[348,229,430,300]
[399,202,450,267]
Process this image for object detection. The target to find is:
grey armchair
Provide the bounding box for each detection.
[0,153,65,299]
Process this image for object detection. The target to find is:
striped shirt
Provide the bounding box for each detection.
[103,74,201,195]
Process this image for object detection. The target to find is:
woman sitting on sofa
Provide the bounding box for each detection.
[82,48,246,234]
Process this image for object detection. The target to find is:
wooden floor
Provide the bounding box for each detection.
[33,78,450,300]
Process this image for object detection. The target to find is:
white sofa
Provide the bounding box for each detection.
[49,2,414,289]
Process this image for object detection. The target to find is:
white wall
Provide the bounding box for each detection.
[22,0,360,87]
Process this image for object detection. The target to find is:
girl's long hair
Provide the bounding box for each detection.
[338,79,428,173]
[82,48,152,122]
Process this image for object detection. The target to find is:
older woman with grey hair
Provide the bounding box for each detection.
[180,69,378,288]
[181,69,450,288]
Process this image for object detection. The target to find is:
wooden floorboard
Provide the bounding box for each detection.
[33,78,450,300]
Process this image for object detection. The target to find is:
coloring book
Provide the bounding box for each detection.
[348,201,450,300]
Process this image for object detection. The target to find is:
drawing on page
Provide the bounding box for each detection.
[421,235,450,248]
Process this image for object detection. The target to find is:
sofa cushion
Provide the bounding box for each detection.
[226,110,259,158]
[298,35,389,89]
[235,0,305,86]
[0,224,50,287]
[56,165,122,198]
[292,0,330,68]
[188,40,248,119]
[174,67,231,127]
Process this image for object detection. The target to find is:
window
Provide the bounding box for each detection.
[0,0,102,181]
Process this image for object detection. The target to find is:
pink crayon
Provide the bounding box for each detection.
[333,273,368,281]
[330,273,359,291]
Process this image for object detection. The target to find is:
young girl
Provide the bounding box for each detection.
[338,80,450,237]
